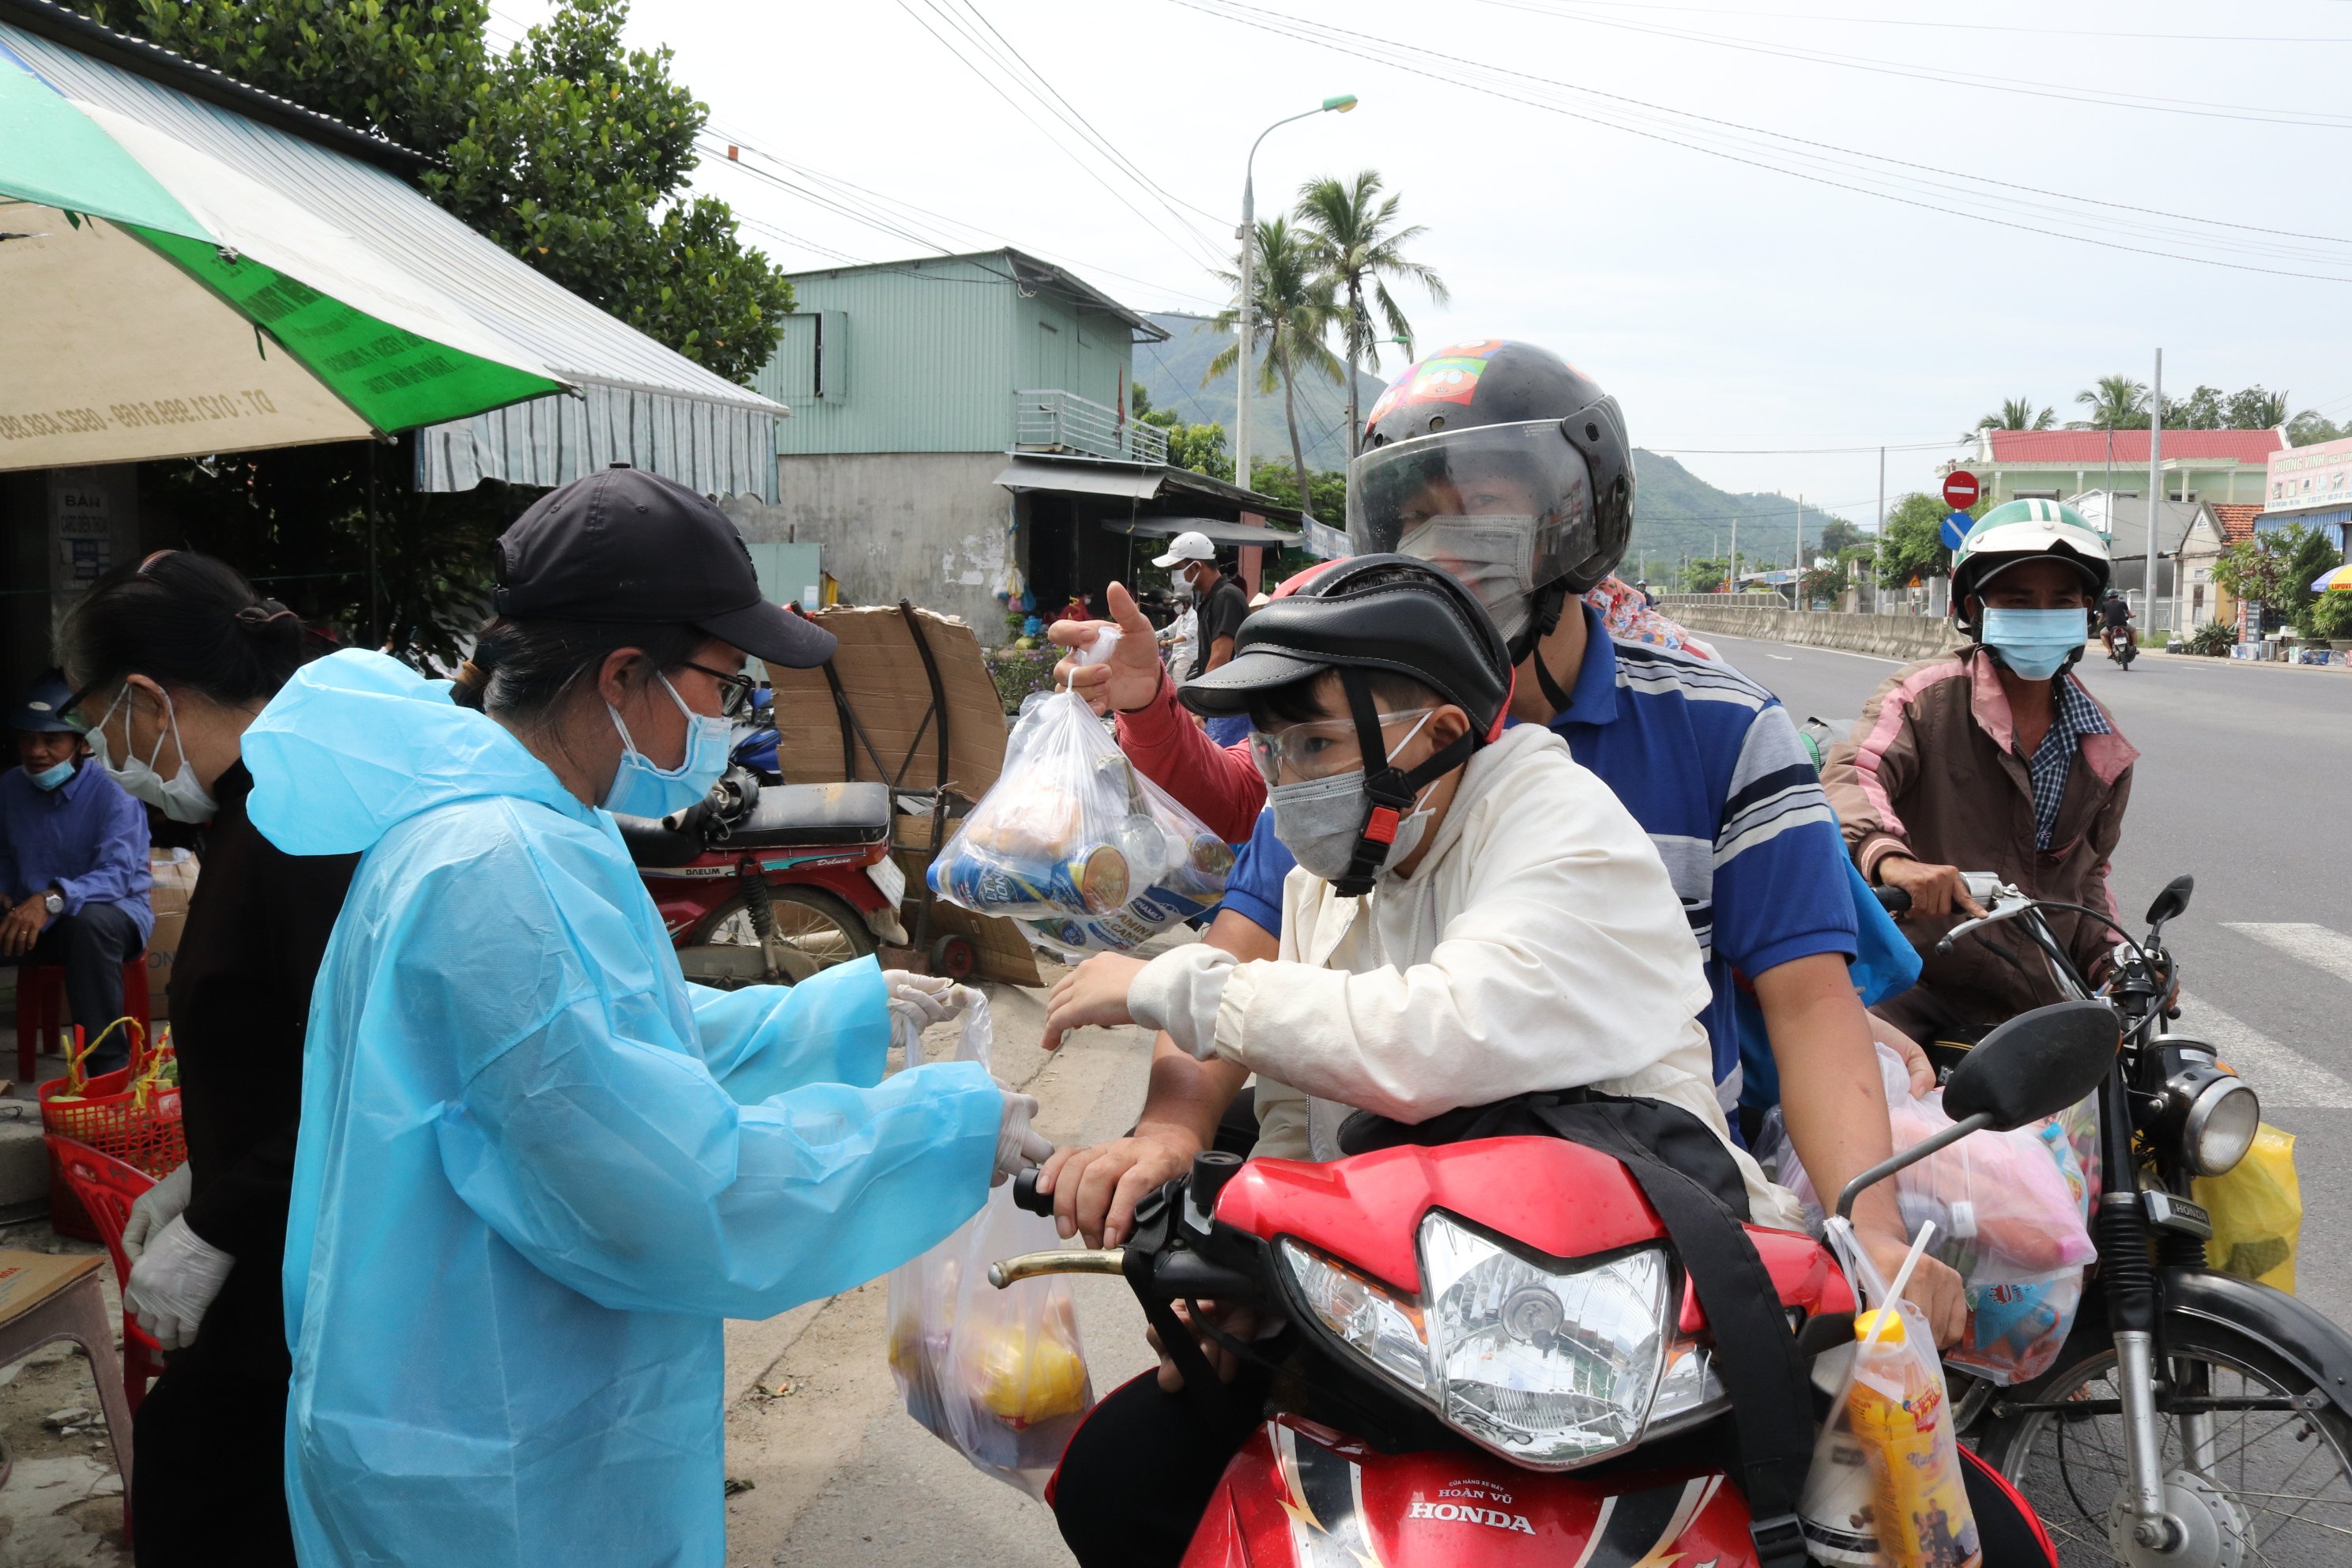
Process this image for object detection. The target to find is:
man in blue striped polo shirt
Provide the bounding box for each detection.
[1045,340,1961,1340]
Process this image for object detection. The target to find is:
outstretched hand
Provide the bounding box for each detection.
[1050,582,1166,716]
[1040,952,1148,1050]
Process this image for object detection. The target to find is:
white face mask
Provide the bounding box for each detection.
[1396,517,1539,644]
[89,683,217,824]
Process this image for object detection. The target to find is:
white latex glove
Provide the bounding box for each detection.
[123,1215,235,1351]
[121,1162,192,1264]
[993,1087,1054,1187]
[884,969,963,1037]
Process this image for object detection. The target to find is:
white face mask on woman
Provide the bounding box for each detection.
[88,682,217,823]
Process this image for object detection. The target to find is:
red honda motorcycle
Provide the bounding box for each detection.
[618,763,908,986]
[994,1006,2112,1567]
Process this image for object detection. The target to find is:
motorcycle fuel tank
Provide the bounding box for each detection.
[1185,1417,1761,1568]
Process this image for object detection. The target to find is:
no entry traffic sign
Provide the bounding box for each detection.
[1942,470,1981,510]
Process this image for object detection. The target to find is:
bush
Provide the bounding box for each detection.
[983,647,1060,714]
[2309,590,2352,642]
[2182,620,2236,657]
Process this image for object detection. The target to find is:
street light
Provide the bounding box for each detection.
[1234,93,1355,498]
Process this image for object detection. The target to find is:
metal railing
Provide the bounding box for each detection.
[1012,388,1167,466]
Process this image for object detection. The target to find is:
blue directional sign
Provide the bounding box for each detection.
[1941,511,1973,550]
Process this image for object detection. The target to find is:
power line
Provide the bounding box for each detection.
[1477,0,2352,129]
[1646,439,1966,455]
[1161,0,2352,282]
[1502,0,2352,47]
[892,0,1232,273]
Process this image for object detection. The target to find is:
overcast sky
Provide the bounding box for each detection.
[493,0,2352,527]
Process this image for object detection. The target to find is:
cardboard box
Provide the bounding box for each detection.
[144,849,200,1022]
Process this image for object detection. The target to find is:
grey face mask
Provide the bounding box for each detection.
[1265,713,1434,883]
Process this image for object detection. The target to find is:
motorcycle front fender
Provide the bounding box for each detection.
[1185,1419,1758,1567]
[2161,1265,2352,1404]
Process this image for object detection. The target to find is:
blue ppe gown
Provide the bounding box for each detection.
[243,651,1003,1567]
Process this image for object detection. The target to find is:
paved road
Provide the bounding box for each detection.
[1706,631,2352,1329]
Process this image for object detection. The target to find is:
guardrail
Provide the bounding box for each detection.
[1012,389,1167,466]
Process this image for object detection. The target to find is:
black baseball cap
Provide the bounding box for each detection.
[492,464,836,669]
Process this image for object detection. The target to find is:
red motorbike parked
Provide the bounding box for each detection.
[618,763,908,986]
[995,1005,2112,1567]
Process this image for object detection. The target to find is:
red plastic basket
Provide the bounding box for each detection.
[39,1021,183,1240]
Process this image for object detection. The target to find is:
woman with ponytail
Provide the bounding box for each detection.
[59,550,354,1568]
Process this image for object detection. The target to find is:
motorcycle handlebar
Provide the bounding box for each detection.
[1872,884,1911,915]
[1012,1167,1053,1217]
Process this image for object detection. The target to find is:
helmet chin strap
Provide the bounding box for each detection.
[1508,581,1577,714]
[1331,667,1477,899]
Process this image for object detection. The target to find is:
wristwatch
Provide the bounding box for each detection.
[42,891,62,916]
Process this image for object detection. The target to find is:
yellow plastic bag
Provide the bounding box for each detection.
[2194,1124,2302,1293]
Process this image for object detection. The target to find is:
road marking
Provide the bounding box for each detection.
[2172,990,2352,1110]
[1764,654,1793,661]
[1706,635,1904,665]
[2222,922,2352,989]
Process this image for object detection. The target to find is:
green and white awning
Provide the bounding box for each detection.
[0,40,563,468]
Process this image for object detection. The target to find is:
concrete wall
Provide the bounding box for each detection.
[0,463,142,698]
[726,452,1015,643]
[1658,596,1969,662]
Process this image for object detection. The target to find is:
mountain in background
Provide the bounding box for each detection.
[1134,312,1863,569]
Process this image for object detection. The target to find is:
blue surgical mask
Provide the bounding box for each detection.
[1980,608,2090,682]
[27,757,74,792]
[602,674,730,820]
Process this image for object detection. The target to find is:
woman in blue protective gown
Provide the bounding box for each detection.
[242,466,1051,1567]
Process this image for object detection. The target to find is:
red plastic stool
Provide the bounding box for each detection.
[13,955,149,1082]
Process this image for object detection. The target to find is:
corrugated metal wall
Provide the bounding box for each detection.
[763,256,1016,454]
[760,252,1135,456]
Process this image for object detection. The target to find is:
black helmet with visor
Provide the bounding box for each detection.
[1346,341,1634,702]
[1180,555,1513,895]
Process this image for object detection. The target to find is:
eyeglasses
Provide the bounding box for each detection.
[679,659,757,718]
[1246,707,1436,785]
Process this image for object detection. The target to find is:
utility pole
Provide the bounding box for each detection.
[1235,96,1356,503]
[2147,348,2163,634]
[1877,447,1886,537]
[1730,517,1740,592]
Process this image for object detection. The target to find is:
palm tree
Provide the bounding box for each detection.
[1971,396,2056,441]
[2069,375,2149,432]
[1208,217,1345,517]
[1294,171,1449,458]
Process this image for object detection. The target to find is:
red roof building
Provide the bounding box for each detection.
[2208,503,2261,545]
[1951,427,2284,511]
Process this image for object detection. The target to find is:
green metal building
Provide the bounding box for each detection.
[726,249,1298,642]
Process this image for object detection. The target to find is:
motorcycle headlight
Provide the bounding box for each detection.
[1277,1240,1429,1393]
[2182,1075,2261,1177]
[1417,1212,1672,1469]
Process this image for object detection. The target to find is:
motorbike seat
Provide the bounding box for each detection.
[728,781,894,847]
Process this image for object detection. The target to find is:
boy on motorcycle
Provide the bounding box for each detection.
[1046,341,1961,1342]
[1821,499,2135,1043]
[1040,553,1804,1566]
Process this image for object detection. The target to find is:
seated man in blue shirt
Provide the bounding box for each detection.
[1047,341,1962,1341]
[0,671,152,1074]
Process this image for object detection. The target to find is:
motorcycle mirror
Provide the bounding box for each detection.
[2145,874,2195,929]
[1941,1001,2118,1131]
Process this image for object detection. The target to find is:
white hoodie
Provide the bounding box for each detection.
[1128,721,1802,1230]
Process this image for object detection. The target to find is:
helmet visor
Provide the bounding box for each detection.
[1347,420,1596,643]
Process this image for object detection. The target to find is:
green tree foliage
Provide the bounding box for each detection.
[1247,459,1345,525]
[1973,396,2055,439]
[2071,375,2149,432]
[1134,382,1234,481]
[63,0,791,657]
[1682,556,1728,593]
[1294,171,1447,459]
[1876,493,1955,588]
[2210,525,2328,618]
[77,0,790,383]
[1815,517,1865,557]
[2310,587,2352,642]
[1210,218,1344,521]
[2288,411,2350,446]
[2062,375,2305,435]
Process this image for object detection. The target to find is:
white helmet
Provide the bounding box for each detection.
[1950,499,2112,630]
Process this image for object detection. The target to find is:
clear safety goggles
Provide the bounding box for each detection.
[1246,707,1437,786]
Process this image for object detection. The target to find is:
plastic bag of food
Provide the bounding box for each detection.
[2195,1123,2301,1293]
[1946,1261,2082,1386]
[1801,1219,1984,1568]
[1787,1046,2096,1277]
[928,673,1229,955]
[884,992,1094,1494]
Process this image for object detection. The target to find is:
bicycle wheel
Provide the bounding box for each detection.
[1973,1310,2352,1566]
[682,886,876,986]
